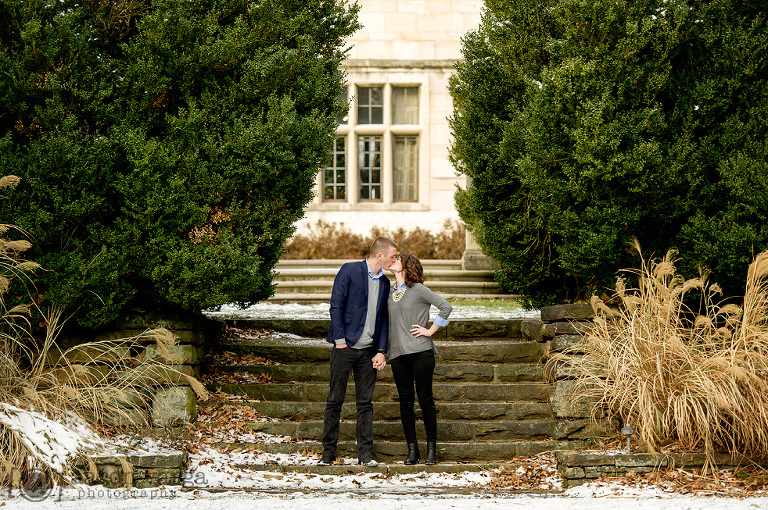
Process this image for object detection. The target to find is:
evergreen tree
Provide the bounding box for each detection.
[0,0,360,327]
[450,0,768,305]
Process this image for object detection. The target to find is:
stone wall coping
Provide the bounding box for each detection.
[555,450,766,469]
[540,304,595,322]
[87,451,188,469]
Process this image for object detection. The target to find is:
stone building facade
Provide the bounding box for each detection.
[297,0,483,235]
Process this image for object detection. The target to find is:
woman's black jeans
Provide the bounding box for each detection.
[390,349,437,443]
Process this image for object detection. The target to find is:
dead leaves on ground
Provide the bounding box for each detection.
[489,454,561,491]
[606,466,768,496]
[201,369,274,385]
[205,349,277,367]
[183,401,290,453]
[200,345,279,385]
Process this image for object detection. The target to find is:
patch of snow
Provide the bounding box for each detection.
[4,485,768,509]
[206,302,540,320]
[0,403,103,474]
[3,416,768,508]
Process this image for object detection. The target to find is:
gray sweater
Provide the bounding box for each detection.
[387,283,452,360]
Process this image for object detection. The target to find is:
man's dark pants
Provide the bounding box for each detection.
[322,345,377,459]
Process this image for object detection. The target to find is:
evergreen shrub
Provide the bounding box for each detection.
[450,0,768,306]
[0,0,360,327]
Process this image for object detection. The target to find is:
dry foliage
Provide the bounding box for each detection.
[0,175,207,489]
[489,453,562,491]
[559,240,768,469]
[283,220,465,259]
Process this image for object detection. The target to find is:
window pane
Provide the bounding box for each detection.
[392,86,419,124]
[323,136,347,201]
[371,107,383,124]
[358,135,382,201]
[394,135,418,201]
[357,86,383,125]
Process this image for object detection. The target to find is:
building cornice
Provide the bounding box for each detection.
[342,59,459,70]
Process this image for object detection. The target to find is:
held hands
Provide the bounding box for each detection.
[410,324,432,338]
[372,352,386,370]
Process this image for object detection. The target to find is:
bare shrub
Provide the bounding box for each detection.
[284,220,465,259]
[556,240,768,469]
[283,221,369,259]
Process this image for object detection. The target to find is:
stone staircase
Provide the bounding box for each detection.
[201,317,592,472]
[270,259,508,303]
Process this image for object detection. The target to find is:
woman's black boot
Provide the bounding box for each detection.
[404,442,420,465]
[425,441,437,465]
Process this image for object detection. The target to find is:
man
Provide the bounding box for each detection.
[318,237,397,466]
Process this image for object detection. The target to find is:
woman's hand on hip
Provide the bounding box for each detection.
[410,325,431,338]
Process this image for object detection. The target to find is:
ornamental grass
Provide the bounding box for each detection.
[564,240,768,468]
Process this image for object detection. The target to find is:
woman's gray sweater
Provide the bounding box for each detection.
[387,282,452,360]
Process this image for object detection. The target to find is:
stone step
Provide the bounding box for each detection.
[273,280,501,295]
[200,401,555,421]
[205,381,551,403]
[222,318,528,340]
[215,337,544,364]
[243,419,572,441]
[235,462,509,475]
[267,293,518,303]
[207,362,545,383]
[276,259,463,271]
[213,439,579,463]
[275,268,495,282]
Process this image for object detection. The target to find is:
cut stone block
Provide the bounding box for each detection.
[550,380,594,418]
[152,387,197,427]
[540,304,595,321]
[521,320,544,342]
[141,344,203,364]
[550,334,584,353]
[45,345,131,366]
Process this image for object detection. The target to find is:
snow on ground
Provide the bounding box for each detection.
[3,301,766,508]
[2,408,768,508]
[4,485,768,509]
[205,302,541,320]
[0,402,103,474]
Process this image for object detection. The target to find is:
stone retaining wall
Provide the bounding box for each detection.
[556,450,765,487]
[536,304,595,420]
[54,313,223,431]
[518,304,614,441]
[73,451,188,489]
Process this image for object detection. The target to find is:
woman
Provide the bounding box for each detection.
[387,253,452,465]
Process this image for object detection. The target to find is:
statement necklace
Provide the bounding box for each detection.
[392,284,408,302]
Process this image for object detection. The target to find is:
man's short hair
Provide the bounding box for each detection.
[369,237,397,258]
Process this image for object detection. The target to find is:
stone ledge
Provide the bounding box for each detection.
[555,450,768,487]
[540,304,594,322]
[94,329,207,345]
[223,318,526,340]
[234,462,516,476]
[73,450,187,488]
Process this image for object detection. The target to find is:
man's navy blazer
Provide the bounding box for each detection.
[326,260,390,355]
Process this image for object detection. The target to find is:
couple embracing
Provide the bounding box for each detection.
[317,237,452,467]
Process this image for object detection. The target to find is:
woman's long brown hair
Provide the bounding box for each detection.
[399,253,425,288]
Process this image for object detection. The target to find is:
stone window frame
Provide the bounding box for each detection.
[320,82,424,205]
[323,136,347,201]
